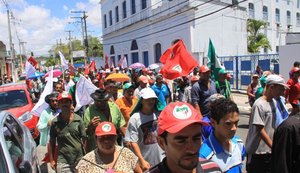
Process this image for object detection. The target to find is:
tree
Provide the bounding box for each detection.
[45,36,103,66]
[247,19,272,53]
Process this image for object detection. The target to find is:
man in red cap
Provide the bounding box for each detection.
[49,91,87,173]
[147,102,221,173]
[191,65,217,117]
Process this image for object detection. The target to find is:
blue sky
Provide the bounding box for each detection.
[0,0,102,56]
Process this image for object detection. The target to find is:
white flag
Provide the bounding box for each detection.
[59,51,69,72]
[118,55,128,68]
[74,74,98,112]
[31,68,54,117]
[25,61,36,78]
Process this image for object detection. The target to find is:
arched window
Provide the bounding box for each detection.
[287,11,291,25]
[249,3,254,18]
[131,40,139,63]
[263,6,268,21]
[154,43,162,63]
[297,13,300,25]
[110,46,115,54]
[172,39,180,45]
[275,8,280,23]
[131,40,138,50]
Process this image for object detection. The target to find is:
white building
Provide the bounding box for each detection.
[100,0,299,67]
[246,0,300,53]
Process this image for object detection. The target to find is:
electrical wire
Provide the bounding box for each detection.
[103,0,248,45]
[103,0,216,40]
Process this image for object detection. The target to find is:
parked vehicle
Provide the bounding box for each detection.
[0,83,39,140]
[0,111,40,173]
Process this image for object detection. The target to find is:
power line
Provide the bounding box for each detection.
[104,0,216,40]
[103,0,247,45]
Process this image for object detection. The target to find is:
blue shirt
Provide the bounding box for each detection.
[200,133,245,173]
[201,114,212,141]
[191,80,217,115]
[151,83,169,107]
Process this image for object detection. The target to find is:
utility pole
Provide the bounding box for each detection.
[7,10,16,82]
[66,30,73,65]
[83,11,89,63]
[71,11,88,65]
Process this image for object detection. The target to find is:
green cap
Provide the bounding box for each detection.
[73,77,79,83]
[123,83,134,90]
[219,69,227,74]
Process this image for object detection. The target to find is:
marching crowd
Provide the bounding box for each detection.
[27,61,300,173]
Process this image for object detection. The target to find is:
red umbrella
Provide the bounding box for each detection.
[45,69,62,77]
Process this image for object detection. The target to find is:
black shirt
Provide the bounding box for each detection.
[271,112,300,173]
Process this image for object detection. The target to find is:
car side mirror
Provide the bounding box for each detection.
[19,161,32,173]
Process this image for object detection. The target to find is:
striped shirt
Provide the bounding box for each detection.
[147,157,222,173]
[200,133,245,173]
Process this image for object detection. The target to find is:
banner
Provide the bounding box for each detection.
[25,61,36,78]
[31,68,53,117]
[59,51,69,72]
[74,75,98,112]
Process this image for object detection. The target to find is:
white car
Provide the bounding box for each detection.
[0,111,40,173]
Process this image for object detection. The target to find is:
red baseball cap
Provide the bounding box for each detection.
[290,67,300,74]
[190,76,199,82]
[58,91,72,101]
[139,75,149,84]
[95,122,117,137]
[158,102,208,135]
[199,65,210,73]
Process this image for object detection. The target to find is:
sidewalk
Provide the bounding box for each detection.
[231,92,251,113]
[231,90,293,112]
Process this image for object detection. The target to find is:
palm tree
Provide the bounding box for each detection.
[247,19,272,53]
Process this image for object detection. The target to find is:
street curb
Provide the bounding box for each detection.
[232,89,247,94]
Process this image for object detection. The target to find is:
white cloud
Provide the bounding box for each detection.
[63,5,68,11]
[75,1,102,33]
[0,1,102,57]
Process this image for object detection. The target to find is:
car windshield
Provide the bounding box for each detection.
[0,90,29,111]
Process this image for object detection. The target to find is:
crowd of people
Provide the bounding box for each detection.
[22,61,300,173]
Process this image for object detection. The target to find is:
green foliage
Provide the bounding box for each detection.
[46,36,103,66]
[247,19,272,53]
[44,57,56,67]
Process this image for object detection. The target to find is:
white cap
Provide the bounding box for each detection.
[266,74,289,89]
[140,88,157,99]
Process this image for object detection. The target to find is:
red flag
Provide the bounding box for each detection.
[110,58,115,68]
[69,64,76,76]
[159,40,198,80]
[105,54,109,69]
[84,61,96,75]
[28,56,38,67]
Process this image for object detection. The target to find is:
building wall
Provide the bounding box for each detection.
[191,1,247,57]
[100,0,252,67]
[0,41,7,77]
[244,0,300,53]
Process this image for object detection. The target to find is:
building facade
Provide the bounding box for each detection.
[100,0,247,66]
[246,0,300,53]
[0,41,8,78]
[100,0,299,67]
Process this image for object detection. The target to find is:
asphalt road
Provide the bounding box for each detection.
[36,92,252,173]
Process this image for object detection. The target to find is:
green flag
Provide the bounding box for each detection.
[207,38,222,81]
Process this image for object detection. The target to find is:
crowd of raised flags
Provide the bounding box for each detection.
[20,39,300,173]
